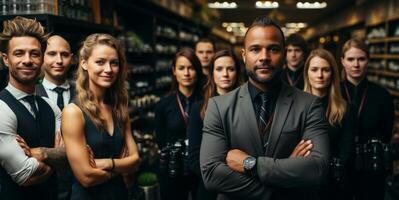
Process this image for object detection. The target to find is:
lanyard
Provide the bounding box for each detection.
[286,71,303,86]
[344,83,368,117]
[176,93,189,127]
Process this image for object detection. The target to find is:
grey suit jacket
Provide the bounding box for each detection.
[200,82,330,200]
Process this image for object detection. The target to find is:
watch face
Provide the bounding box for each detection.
[244,156,256,170]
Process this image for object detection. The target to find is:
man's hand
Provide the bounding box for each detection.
[290,140,313,158]
[30,148,47,162]
[54,131,64,148]
[16,135,31,157]
[226,149,249,173]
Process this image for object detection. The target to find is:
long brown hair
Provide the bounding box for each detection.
[200,50,243,119]
[304,48,347,126]
[76,33,129,133]
[169,47,204,100]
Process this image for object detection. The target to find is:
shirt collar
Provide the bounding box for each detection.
[248,79,281,102]
[286,64,304,77]
[345,78,368,91]
[6,83,33,100]
[177,90,195,102]
[42,78,70,90]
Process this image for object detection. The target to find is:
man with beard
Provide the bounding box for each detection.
[36,35,74,111]
[200,16,329,200]
[0,16,65,199]
[281,33,308,90]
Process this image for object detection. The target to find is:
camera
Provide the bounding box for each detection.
[159,139,189,178]
[330,157,345,183]
[354,138,393,172]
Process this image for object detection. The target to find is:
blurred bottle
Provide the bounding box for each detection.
[0,0,8,15]
[9,0,20,14]
[23,0,35,14]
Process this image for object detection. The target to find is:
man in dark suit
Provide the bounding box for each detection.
[200,16,330,200]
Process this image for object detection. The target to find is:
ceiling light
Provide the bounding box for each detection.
[208,1,238,9]
[297,1,327,9]
[255,1,279,9]
[285,22,307,29]
[222,22,247,36]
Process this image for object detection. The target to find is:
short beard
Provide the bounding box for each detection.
[246,67,282,84]
[10,70,39,85]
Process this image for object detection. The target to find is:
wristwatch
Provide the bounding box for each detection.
[243,156,257,176]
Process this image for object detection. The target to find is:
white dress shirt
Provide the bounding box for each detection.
[41,78,71,105]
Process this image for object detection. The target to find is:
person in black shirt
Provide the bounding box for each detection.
[188,49,243,200]
[340,38,394,200]
[303,49,355,199]
[281,33,308,90]
[155,47,205,200]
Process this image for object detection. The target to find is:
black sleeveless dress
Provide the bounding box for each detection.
[71,110,128,200]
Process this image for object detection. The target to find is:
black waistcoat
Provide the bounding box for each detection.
[0,89,57,200]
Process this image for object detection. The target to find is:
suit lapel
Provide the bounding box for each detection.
[238,83,264,155]
[265,83,293,156]
[35,84,48,98]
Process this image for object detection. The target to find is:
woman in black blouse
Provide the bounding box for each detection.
[303,48,354,200]
[154,47,204,200]
[340,39,394,200]
[188,50,243,200]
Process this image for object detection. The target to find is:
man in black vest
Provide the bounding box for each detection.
[0,16,66,200]
[36,35,74,111]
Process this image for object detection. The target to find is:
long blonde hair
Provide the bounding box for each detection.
[304,49,347,126]
[76,33,129,133]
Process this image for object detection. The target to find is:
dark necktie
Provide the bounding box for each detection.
[184,98,190,117]
[53,87,65,110]
[24,95,38,118]
[259,93,270,139]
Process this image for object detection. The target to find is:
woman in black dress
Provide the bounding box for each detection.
[303,48,354,199]
[154,47,205,200]
[62,33,140,200]
[188,50,243,200]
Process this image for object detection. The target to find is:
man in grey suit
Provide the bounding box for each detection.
[200,16,330,200]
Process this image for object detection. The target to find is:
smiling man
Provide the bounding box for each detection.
[0,16,66,200]
[200,16,329,200]
[36,35,74,111]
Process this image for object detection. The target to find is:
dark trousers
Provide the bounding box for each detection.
[159,173,197,200]
[350,171,386,200]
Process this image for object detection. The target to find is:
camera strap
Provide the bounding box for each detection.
[176,93,189,127]
[344,83,368,118]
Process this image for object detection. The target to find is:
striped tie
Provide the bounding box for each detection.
[259,92,269,139]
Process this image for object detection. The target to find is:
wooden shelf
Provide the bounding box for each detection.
[370,54,399,59]
[395,111,399,118]
[368,69,399,78]
[368,38,386,43]
[386,37,399,42]
[388,89,399,97]
[368,37,399,43]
